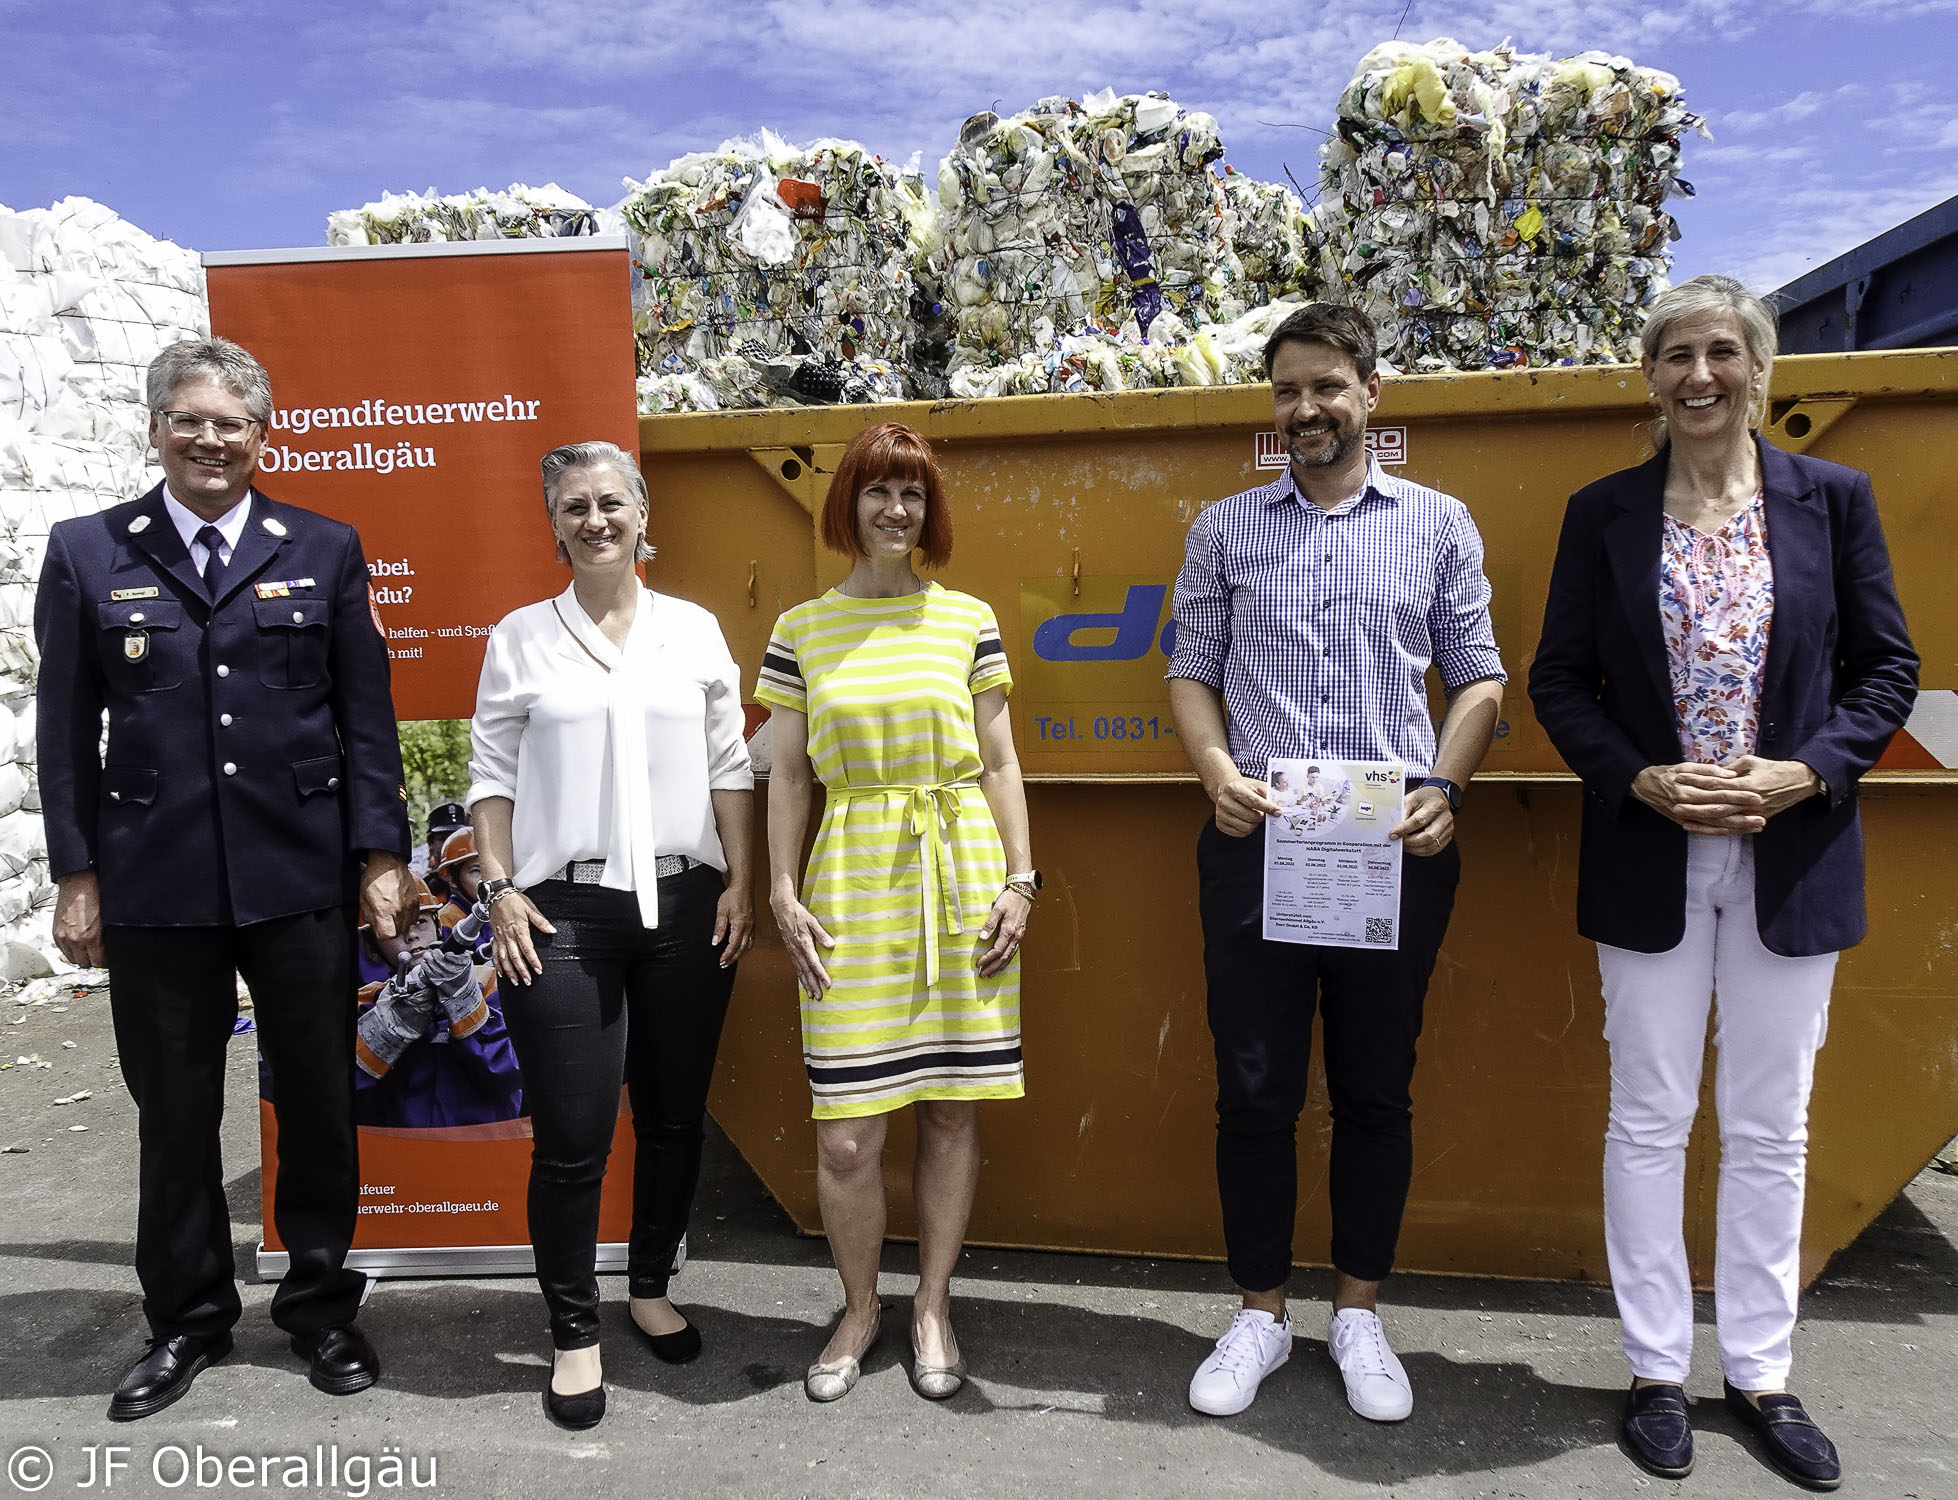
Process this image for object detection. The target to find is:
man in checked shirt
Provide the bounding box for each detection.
[1168,303,1506,1425]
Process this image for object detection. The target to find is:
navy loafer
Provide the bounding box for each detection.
[1621,1381,1694,1479]
[1724,1382,1841,1491]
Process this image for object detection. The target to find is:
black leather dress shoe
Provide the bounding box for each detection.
[1620,1381,1694,1478]
[1724,1382,1842,1491]
[108,1331,234,1422]
[290,1324,380,1395]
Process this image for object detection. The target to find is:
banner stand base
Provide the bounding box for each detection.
[257,1241,628,1280]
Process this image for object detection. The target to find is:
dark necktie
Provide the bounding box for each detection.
[196,524,228,599]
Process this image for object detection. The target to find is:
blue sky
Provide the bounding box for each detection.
[4,1,1954,294]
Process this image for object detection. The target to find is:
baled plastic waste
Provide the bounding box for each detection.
[1315,38,1706,371]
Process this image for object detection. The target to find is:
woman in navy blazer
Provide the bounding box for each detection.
[1529,276,1916,1490]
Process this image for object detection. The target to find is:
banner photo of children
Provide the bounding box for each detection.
[258,720,524,1131]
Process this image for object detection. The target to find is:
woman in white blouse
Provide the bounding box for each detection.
[467,440,754,1430]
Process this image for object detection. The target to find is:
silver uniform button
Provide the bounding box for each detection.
[220,714,233,727]
[293,611,303,623]
[216,664,229,677]
[223,763,237,776]
[110,792,121,802]
[129,612,145,623]
[327,777,340,789]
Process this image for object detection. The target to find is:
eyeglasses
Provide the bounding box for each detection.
[160,410,260,440]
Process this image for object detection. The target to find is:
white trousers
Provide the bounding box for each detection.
[1598,834,1837,1390]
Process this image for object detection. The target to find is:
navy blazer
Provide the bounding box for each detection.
[35,484,412,926]
[1527,440,1918,957]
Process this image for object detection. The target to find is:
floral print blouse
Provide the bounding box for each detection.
[1660,491,1774,765]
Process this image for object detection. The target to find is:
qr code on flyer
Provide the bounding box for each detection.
[1364,916,1396,946]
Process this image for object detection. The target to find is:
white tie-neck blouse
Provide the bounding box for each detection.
[465,583,754,928]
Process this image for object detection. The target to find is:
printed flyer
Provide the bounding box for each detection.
[1262,758,1404,950]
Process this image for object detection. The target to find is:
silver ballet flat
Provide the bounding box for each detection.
[805,1309,881,1403]
[908,1341,968,1400]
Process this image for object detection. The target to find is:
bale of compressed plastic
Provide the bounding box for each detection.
[0,197,204,967]
[945,297,1310,398]
[927,90,1317,398]
[620,133,930,413]
[325,183,610,245]
[1316,38,1705,371]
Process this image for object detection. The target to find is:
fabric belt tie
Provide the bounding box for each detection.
[833,778,976,988]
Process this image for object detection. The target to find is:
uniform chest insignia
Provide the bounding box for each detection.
[110,587,160,601]
[123,631,149,662]
[262,517,288,537]
[126,515,152,535]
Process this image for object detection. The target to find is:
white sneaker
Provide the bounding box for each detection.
[1188,1308,1293,1416]
[1328,1307,1413,1422]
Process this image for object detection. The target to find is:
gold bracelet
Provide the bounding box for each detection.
[1004,879,1039,903]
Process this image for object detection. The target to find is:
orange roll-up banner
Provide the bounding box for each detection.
[205,239,642,1279]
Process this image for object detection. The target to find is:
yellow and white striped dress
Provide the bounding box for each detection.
[755,583,1024,1120]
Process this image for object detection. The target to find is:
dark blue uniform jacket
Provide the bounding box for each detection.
[35,484,411,926]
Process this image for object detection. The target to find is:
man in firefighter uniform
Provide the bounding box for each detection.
[35,336,417,1420]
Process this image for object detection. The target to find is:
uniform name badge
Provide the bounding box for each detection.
[123,630,149,662]
[1262,757,1404,950]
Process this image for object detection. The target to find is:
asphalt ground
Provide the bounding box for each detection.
[2,981,1953,1500]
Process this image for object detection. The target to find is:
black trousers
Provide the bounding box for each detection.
[499,866,737,1350]
[104,909,366,1340]
[1197,819,1459,1289]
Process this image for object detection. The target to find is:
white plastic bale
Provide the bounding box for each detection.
[0,760,28,819]
[621,133,928,412]
[927,91,1317,397]
[1315,39,1703,371]
[0,805,46,875]
[325,183,603,246]
[0,580,31,631]
[0,276,59,334]
[0,197,203,962]
[10,695,32,739]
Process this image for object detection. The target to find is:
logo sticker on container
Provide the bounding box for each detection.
[1254,427,1408,468]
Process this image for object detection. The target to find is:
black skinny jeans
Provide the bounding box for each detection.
[499,865,736,1350]
[1197,818,1459,1289]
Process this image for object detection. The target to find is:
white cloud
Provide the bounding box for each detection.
[1717,84,1861,133]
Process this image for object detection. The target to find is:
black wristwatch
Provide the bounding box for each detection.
[1418,777,1464,812]
[481,876,519,903]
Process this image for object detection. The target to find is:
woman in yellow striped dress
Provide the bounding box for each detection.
[757,421,1035,1405]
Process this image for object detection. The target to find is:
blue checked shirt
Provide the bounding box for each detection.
[1168,455,1505,780]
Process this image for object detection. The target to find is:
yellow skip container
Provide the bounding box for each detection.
[640,350,1958,1284]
